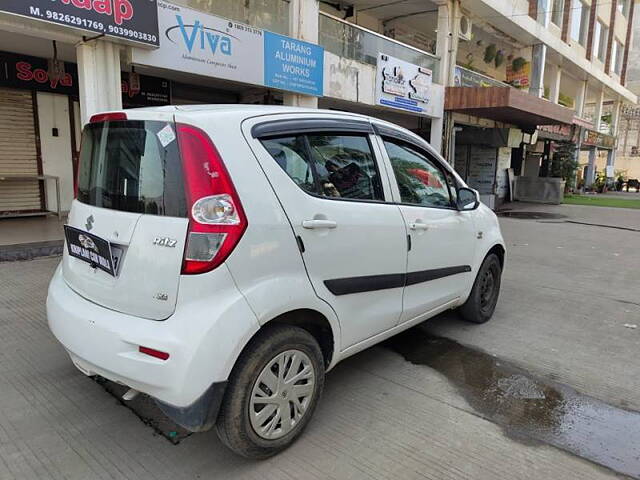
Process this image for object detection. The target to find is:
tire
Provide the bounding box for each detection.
[216,325,325,459]
[459,253,502,324]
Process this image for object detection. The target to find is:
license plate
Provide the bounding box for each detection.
[64,225,116,276]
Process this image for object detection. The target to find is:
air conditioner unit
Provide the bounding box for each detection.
[458,15,472,41]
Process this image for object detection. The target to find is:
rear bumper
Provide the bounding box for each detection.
[46,263,259,426]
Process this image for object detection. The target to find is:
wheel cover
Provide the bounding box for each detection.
[249,349,316,440]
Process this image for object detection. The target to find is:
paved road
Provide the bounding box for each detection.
[0,203,638,479]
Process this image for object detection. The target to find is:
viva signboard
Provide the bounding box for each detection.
[0,0,159,46]
[132,1,323,97]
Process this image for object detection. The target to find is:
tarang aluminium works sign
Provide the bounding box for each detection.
[132,1,324,97]
[0,0,159,46]
[375,53,443,118]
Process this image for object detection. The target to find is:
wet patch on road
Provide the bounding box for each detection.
[386,329,640,479]
[497,211,567,220]
[95,377,192,444]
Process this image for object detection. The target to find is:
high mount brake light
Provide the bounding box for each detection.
[89,112,127,123]
[177,124,247,275]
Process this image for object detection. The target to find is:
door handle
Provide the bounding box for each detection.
[408,222,429,231]
[302,219,337,229]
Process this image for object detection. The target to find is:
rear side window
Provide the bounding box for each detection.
[261,134,384,201]
[383,139,452,208]
[77,120,187,217]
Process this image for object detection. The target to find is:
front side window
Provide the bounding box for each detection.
[261,134,384,201]
[383,139,452,208]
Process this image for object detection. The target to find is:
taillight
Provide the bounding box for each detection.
[177,124,247,275]
[89,112,127,123]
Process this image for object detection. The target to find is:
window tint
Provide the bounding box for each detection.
[383,139,452,208]
[262,134,384,201]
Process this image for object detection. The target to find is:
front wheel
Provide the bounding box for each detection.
[458,253,502,324]
[216,325,325,459]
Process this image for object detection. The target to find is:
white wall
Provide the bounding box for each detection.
[37,92,74,213]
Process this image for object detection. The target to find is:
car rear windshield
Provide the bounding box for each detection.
[77,120,187,217]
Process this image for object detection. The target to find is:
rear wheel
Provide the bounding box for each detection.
[459,253,502,324]
[216,325,325,458]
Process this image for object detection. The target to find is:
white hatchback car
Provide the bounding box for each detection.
[47,105,505,458]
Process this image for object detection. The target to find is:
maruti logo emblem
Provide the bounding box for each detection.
[86,215,95,231]
[172,15,232,56]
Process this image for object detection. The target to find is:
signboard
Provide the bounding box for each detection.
[582,128,616,149]
[506,61,530,89]
[537,124,576,142]
[375,53,437,116]
[264,31,324,97]
[496,147,511,199]
[0,51,170,107]
[134,2,263,86]
[133,2,324,97]
[0,51,78,95]
[0,0,159,47]
[453,66,505,88]
[467,146,497,195]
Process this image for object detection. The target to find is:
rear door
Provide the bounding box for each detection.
[63,114,189,320]
[245,115,408,348]
[376,132,477,324]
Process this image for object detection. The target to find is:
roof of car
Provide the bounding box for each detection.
[131,104,365,117]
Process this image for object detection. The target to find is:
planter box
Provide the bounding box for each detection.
[514,176,566,204]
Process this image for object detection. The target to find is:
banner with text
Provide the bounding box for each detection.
[132,2,324,97]
[0,0,159,46]
[375,53,441,117]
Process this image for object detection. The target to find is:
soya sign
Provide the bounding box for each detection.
[0,0,159,46]
[132,1,324,97]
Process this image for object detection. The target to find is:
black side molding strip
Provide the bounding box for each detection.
[252,118,373,138]
[324,265,472,296]
[405,265,472,286]
[324,273,405,296]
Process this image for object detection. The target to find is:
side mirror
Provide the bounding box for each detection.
[457,187,480,211]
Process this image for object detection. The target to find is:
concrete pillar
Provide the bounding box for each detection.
[430,116,444,156]
[593,87,605,131]
[434,1,452,86]
[76,39,122,126]
[283,0,319,108]
[447,0,461,88]
[529,44,547,98]
[575,80,587,117]
[610,99,621,136]
[585,148,597,186]
[548,65,562,104]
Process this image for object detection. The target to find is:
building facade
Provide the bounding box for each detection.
[0,0,637,218]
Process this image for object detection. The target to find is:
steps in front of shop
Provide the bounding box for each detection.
[0,241,63,262]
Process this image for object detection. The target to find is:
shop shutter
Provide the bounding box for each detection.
[0,87,42,213]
